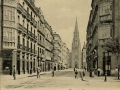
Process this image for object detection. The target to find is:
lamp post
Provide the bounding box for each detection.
[104,50,108,82]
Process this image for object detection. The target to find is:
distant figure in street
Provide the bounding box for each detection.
[83,69,85,77]
[84,66,86,71]
[115,67,118,77]
[13,65,16,80]
[73,68,75,72]
[51,68,54,77]
[30,69,32,75]
[79,71,83,81]
[92,68,95,77]
[37,67,41,79]
[89,68,92,77]
[75,70,78,79]
[97,67,101,77]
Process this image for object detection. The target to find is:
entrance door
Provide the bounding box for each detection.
[103,56,111,76]
[3,60,12,75]
[17,60,20,75]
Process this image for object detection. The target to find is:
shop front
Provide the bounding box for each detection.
[2,50,13,75]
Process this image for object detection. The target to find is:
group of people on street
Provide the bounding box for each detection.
[89,67,102,77]
[12,65,119,80]
[74,68,85,81]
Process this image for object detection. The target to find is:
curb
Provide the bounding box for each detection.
[28,73,46,77]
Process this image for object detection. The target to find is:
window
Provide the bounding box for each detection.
[23,2,25,7]
[4,7,15,21]
[18,36,20,44]
[23,38,25,46]
[27,23,29,30]
[38,21,39,27]
[23,20,25,26]
[9,10,12,21]
[40,36,41,42]
[38,34,39,42]
[31,27,32,33]
[31,12,32,20]
[27,40,29,48]
[42,49,44,54]
[31,43,32,52]
[18,16,20,23]
[9,31,12,41]
[12,8,15,21]
[99,2,111,16]
[38,47,39,54]
[40,48,41,53]
[34,30,35,35]
[34,44,35,52]
[34,15,35,19]
[27,7,29,13]
[76,34,77,37]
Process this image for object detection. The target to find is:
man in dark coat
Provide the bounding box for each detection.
[13,65,16,80]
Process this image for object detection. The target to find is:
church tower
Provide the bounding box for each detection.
[71,18,81,69]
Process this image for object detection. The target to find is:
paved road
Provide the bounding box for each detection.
[1,69,120,90]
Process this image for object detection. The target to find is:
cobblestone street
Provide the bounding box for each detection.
[1,69,120,90]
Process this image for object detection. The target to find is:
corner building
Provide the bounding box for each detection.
[86,0,120,75]
[53,33,62,70]
[0,0,54,75]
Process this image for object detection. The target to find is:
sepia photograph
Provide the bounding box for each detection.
[0,0,120,90]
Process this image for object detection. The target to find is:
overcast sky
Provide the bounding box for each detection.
[35,0,92,51]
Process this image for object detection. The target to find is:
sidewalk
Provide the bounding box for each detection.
[83,71,120,82]
[0,71,51,81]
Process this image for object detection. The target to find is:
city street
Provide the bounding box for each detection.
[1,69,120,90]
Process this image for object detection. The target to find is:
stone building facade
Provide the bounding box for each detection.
[81,42,87,70]
[86,0,120,75]
[0,0,54,75]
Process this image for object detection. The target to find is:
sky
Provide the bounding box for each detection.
[35,0,92,51]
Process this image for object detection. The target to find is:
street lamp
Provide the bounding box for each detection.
[104,50,108,82]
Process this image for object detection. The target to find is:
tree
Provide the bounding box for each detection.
[103,36,120,79]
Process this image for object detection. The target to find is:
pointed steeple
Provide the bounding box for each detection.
[74,17,78,32]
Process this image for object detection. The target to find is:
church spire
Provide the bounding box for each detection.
[74,17,78,32]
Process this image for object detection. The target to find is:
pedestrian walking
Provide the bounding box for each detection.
[75,70,78,79]
[51,68,54,77]
[13,65,16,80]
[89,68,92,77]
[79,71,83,81]
[97,67,101,77]
[92,68,95,77]
[73,68,75,72]
[37,67,41,79]
[84,66,86,71]
[83,69,85,77]
[115,67,118,77]
[30,69,32,75]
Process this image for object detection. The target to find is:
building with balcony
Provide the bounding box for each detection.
[53,33,62,71]
[44,20,54,71]
[1,0,38,75]
[86,0,120,76]
[61,43,69,69]
[0,0,54,75]
[53,33,69,70]
[0,0,3,74]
